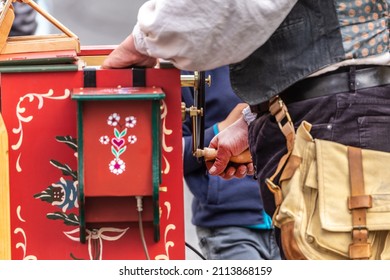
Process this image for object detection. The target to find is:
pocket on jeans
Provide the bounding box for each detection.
[304,123,333,141]
[358,116,390,152]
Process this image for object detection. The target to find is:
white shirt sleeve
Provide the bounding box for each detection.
[133,0,297,71]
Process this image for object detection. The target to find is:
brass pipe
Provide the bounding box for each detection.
[181,74,196,88]
[181,73,211,88]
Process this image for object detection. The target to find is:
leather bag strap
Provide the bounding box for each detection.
[265,96,295,218]
[347,146,372,259]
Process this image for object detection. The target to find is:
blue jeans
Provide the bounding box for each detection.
[249,83,390,256]
[196,226,281,260]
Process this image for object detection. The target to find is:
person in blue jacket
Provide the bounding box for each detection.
[182,66,281,260]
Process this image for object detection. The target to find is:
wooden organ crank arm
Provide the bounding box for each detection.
[196,147,252,164]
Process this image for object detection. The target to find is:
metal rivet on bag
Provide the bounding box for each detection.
[306,236,315,243]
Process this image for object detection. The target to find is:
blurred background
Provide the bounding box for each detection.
[36,0,146,45]
[33,0,202,260]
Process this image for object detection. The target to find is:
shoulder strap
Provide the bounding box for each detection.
[265,96,295,219]
[347,146,372,259]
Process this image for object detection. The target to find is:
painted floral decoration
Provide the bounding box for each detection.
[100,113,138,175]
[34,136,79,226]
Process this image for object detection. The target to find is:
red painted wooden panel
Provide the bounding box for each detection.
[1,67,185,260]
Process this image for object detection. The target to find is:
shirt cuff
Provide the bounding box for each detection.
[242,106,257,125]
[213,123,219,135]
[132,24,149,56]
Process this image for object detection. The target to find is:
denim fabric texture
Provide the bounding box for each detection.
[196,226,281,260]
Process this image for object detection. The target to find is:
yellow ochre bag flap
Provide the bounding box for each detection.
[316,138,390,232]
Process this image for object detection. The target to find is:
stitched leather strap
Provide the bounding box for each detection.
[347,146,372,259]
[266,96,296,218]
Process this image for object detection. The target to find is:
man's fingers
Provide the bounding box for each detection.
[208,154,231,175]
[246,163,255,175]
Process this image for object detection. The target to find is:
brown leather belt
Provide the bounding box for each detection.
[250,65,390,114]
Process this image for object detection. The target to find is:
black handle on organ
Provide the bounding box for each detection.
[195,71,205,155]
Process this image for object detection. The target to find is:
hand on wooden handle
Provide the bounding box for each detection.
[199,148,252,164]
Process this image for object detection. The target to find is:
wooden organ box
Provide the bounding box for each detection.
[0,51,186,260]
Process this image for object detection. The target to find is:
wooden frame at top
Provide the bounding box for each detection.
[0,0,14,51]
[0,0,13,22]
[0,0,80,55]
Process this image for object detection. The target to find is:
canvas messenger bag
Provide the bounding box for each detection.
[266,96,390,260]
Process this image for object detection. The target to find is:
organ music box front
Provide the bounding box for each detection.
[0,1,185,257]
[72,85,165,245]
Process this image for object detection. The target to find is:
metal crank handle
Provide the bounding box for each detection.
[196,148,252,164]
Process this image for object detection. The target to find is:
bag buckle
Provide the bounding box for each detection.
[269,96,295,149]
[351,226,369,241]
[349,226,371,259]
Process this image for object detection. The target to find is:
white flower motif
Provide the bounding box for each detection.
[125,116,137,128]
[107,113,120,126]
[128,135,137,144]
[109,158,125,175]
[64,227,129,260]
[99,135,110,145]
